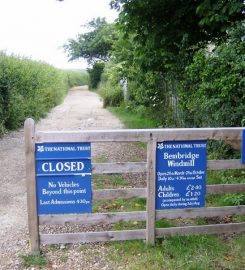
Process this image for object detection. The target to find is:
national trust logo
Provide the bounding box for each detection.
[157,143,164,150]
[37,145,44,152]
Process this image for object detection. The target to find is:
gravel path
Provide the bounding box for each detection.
[0,86,137,270]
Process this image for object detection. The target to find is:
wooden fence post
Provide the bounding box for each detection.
[146,134,156,245]
[24,118,40,253]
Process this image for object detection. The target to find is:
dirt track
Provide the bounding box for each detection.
[0,86,124,269]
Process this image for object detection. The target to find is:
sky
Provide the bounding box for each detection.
[0,0,118,70]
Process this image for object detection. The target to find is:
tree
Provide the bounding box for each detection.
[87,62,105,89]
[110,0,244,73]
[64,18,117,65]
[196,0,244,39]
[108,0,244,128]
[64,17,118,88]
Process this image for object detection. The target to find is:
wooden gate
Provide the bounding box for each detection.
[25,118,245,253]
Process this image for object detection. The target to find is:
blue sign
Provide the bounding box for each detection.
[35,143,92,215]
[241,130,245,164]
[156,141,207,209]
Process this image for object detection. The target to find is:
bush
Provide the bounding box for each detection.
[181,24,245,127]
[98,84,123,107]
[0,52,86,134]
[97,62,124,107]
[66,70,89,88]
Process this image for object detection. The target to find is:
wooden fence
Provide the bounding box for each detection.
[24,118,245,253]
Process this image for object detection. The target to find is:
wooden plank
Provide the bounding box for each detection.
[92,159,245,174]
[92,162,147,174]
[91,159,245,175]
[35,127,243,143]
[208,159,245,170]
[39,211,147,225]
[146,137,156,245]
[92,183,245,201]
[40,222,245,244]
[93,188,146,200]
[36,130,149,142]
[207,184,245,194]
[156,222,245,237]
[24,118,40,253]
[39,205,245,226]
[40,229,146,244]
[154,128,242,142]
[156,205,245,220]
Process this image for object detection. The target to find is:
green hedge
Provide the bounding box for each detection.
[0,52,87,133]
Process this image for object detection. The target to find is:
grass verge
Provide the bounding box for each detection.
[108,106,158,129]
[106,234,245,270]
[92,174,129,190]
[20,253,47,268]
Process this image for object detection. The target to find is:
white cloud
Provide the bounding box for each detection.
[0,0,118,69]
